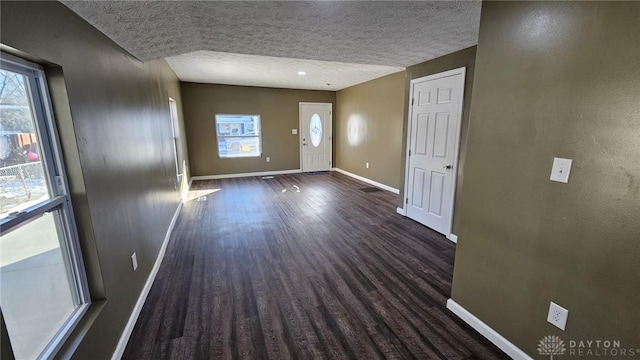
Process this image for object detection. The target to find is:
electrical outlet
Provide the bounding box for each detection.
[547,302,569,330]
[550,157,573,183]
[266,156,270,163]
[292,129,298,135]
[366,162,370,169]
[131,252,138,271]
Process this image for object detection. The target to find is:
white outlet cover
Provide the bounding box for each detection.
[131,252,138,271]
[550,157,573,183]
[547,301,569,330]
[292,129,298,135]
[266,157,270,162]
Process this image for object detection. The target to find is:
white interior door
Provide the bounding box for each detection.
[404,68,465,236]
[300,102,332,172]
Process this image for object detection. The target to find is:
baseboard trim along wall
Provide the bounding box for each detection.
[446,299,533,360]
[111,200,184,360]
[331,168,400,194]
[396,207,406,216]
[447,233,458,243]
[192,169,302,181]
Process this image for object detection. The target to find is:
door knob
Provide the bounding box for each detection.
[444,164,453,170]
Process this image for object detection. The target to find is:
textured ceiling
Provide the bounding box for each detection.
[166,51,404,91]
[61,1,481,90]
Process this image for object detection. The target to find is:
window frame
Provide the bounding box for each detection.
[214,114,262,159]
[0,53,90,360]
[168,98,182,183]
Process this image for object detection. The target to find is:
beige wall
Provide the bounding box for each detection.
[1,1,188,358]
[399,47,477,233]
[452,2,640,357]
[181,83,335,176]
[335,72,406,189]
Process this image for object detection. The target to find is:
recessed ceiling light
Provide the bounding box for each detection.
[298,71,306,76]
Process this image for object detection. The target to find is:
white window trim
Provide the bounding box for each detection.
[168,98,183,183]
[214,114,262,159]
[1,53,90,360]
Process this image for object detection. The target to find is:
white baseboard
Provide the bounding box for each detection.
[332,168,399,194]
[396,207,406,216]
[111,201,184,360]
[192,169,301,181]
[446,299,532,360]
[447,233,458,243]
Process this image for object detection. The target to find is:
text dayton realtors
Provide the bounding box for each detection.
[569,339,638,357]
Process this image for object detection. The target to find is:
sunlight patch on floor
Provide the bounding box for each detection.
[186,188,221,202]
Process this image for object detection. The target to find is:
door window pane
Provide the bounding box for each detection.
[309,113,322,147]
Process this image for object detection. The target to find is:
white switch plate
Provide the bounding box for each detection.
[266,156,270,162]
[550,157,573,183]
[131,252,138,271]
[366,162,369,168]
[292,129,298,135]
[547,302,569,330]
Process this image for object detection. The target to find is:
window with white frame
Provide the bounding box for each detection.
[215,114,261,158]
[168,98,183,182]
[0,54,90,360]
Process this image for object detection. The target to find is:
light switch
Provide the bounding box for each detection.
[292,129,298,135]
[550,157,573,183]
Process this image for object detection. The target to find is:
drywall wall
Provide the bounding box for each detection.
[181,82,335,176]
[1,1,189,358]
[398,46,477,234]
[335,71,405,190]
[451,2,640,356]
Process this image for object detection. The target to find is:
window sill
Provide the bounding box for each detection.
[54,300,106,359]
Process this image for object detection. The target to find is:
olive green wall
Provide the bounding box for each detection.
[1,1,189,358]
[181,82,335,176]
[452,1,640,357]
[398,47,477,233]
[335,72,405,189]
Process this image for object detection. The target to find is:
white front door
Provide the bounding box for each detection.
[300,102,332,172]
[405,68,465,236]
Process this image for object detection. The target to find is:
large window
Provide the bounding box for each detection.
[0,55,89,359]
[215,114,261,158]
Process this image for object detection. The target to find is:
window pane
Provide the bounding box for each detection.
[215,115,261,158]
[310,113,322,147]
[217,123,258,136]
[218,136,261,158]
[169,98,182,177]
[0,210,77,360]
[0,69,51,218]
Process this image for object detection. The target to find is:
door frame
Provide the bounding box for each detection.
[299,102,333,172]
[402,67,466,239]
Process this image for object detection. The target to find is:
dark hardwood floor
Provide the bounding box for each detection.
[123,172,508,360]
